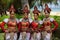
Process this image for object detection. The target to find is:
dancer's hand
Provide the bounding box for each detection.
[5,29,9,33]
[52,28,54,32]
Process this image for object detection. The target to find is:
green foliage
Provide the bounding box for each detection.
[38,15,45,20]
[13,0,22,9]
[40,0,53,3]
[50,16,60,28]
[0,15,9,22]
[15,14,23,19]
[28,0,35,8]
[0,33,4,40]
[1,0,14,9]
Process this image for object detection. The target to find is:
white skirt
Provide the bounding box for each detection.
[5,32,17,40]
[31,32,41,40]
[18,32,30,40]
[42,31,52,40]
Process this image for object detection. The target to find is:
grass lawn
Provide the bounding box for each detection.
[0,33,4,40]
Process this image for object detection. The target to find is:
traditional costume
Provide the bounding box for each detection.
[0,18,19,40]
[18,5,32,40]
[0,4,18,40]
[42,17,58,40]
[18,18,32,40]
[30,11,43,40]
[31,20,43,40]
[42,4,58,40]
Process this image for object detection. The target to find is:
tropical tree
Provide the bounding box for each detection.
[1,0,14,9]
[13,0,35,9]
[0,0,58,10]
[36,0,58,11]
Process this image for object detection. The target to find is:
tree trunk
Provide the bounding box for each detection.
[41,2,44,15]
[21,0,30,9]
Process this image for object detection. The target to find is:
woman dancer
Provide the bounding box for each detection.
[0,11,19,40]
[42,10,58,40]
[18,5,32,40]
[31,13,43,40]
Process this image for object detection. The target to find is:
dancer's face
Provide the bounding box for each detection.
[34,8,37,10]
[45,5,48,8]
[45,13,50,18]
[34,14,38,20]
[24,7,28,10]
[24,13,28,19]
[10,12,15,19]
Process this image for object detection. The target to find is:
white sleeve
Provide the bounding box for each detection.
[39,21,43,25]
[43,18,45,22]
[19,18,23,22]
[29,18,33,23]
[50,18,54,22]
[3,18,8,23]
[16,18,19,23]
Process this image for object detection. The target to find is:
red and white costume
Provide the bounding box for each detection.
[42,18,58,40]
[31,20,43,40]
[0,18,19,40]
[43,4,58,40]
[18,18,32,40]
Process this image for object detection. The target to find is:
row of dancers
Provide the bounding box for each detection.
[0,4,58,40]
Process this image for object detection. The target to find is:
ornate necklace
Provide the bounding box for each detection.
[9,18,16,22]
[22,18,29,22]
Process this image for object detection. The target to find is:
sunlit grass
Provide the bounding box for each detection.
[0,33,4,40]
